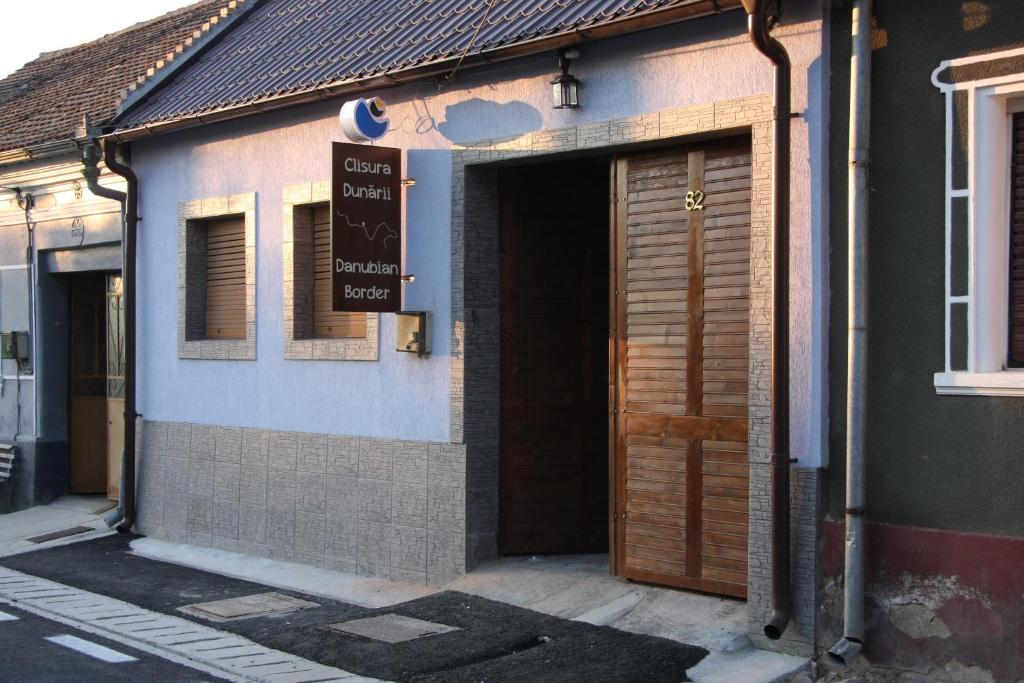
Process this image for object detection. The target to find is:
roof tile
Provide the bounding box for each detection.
[121,0,734,128]
[0,0,242,154]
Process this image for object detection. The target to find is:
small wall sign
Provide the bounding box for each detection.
[331,142,402,312]
[71,217,85,245]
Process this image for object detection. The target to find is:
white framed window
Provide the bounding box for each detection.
[932,49,1024,396]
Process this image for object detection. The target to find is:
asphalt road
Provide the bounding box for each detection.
[2,535,708,682]
[0,602,227,682]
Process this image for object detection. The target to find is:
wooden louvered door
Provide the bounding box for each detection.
[613,142,751,598]
[205,216,246,339]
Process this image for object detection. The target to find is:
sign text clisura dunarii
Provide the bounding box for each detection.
[331,142,402,312]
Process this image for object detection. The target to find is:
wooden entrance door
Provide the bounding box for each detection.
[69,273,108,493]
[498,160,610,555]
[69,272,124,498]
[613,142,751,598]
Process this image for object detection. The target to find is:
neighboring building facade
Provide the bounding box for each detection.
[113,0,831,654]
[0,0,247,512]
[822,1,1024,680]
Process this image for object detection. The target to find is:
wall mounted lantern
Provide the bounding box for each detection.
[551,49,580,109]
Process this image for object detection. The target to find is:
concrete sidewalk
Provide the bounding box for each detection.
[0,500,809,682]
[445,554,809,683]
[0,495,115,558]
[126,539,809,682]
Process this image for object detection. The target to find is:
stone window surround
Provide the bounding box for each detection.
[281,181,379,361]
[447,94,819,656]
[178,192,257,360]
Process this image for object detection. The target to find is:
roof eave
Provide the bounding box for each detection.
[112,0,264,122]
[0,138,82,168]
[107,0,744,143]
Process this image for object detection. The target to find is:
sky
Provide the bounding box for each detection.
[0,0,196,79]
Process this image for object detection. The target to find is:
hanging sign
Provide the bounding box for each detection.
[339,97,390,142]
[331,141,402,312]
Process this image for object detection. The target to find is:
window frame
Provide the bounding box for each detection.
[177,192,257,360]
[933,52,1024,396]
[1007,107,1024,368]
[282,181,378,361]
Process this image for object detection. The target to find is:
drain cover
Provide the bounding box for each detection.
[26,526,93,544]
[325,614,460,643]
[180,592,319,621]
[92,501,118,515]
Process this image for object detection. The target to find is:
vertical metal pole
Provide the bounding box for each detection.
[845,0,871,645]
[830,0,871,665]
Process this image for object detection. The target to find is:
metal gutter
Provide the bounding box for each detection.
[81,136,139,534]
[108,0,742,142]
[739,0,792,641]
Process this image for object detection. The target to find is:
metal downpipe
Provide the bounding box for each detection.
[81,137,139,534]
[829,0,872,666]
[740,0,792,641]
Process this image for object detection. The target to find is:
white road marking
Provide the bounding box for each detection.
[0,609,17,621]
[0,568,370,682]
[46,634,138,663]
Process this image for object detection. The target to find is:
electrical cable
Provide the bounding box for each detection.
[13,353,19,445]
[383,1,497,138]
[441,0,497,89]
[386,80,443,135]
[0,186,22,401]
[12,189,33,444]
[0,187,18,399]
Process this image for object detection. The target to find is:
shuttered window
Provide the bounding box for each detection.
[204,216,246,339]
[179,193,256,360]
[311,205,366,338]
[1010,112,1024,366]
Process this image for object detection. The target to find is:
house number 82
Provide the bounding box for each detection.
[685,190,705,211]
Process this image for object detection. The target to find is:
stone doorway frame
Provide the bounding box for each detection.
[446,94,818,655]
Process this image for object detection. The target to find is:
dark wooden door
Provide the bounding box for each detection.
[499,160,610,555]
[69,273,108,493]
[613,142,751,597]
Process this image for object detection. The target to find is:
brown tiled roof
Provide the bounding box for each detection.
[0,0,241,154]
[120,0,741,130]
